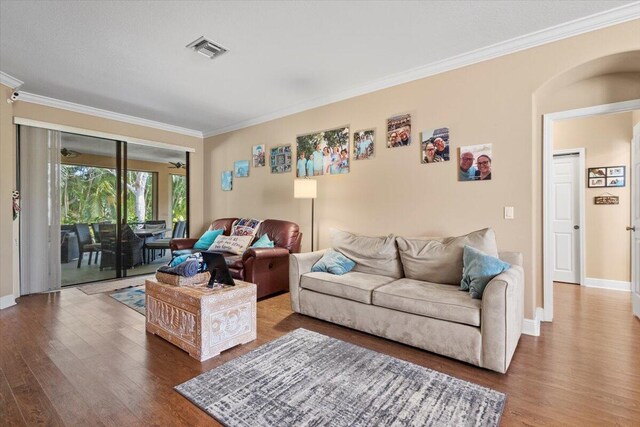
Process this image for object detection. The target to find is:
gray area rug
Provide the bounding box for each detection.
[175,328,506,427]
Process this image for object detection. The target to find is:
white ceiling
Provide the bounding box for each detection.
[0,1,636,136]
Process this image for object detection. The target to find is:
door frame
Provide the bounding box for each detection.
[552,148,586,287]
[543,98,640,322]
[632,122,640,319]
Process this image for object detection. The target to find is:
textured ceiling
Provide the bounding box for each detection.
[0,1,634,135]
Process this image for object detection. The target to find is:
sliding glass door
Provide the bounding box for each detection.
[20,126,190,292]
[59,133,122,286]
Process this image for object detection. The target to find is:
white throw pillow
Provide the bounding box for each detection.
[330,228,403,278]
[208,235,253,255]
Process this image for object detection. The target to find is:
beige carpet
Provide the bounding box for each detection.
[77,274,155,295]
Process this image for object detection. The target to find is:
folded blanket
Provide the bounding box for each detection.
[157,259,199,277]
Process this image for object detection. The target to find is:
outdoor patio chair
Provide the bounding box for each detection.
[75,223,102,268]
[145,220,186,261]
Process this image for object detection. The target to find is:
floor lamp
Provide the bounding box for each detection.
[294,179,317,251]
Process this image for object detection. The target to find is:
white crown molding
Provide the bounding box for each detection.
[203,3,640,138]
[0,71,24,89]
[16,91,204,138]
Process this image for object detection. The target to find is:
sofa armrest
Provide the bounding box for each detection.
[481,263,524,373]
[289,250,327,312]
[242,247,290,262]
[170,238,198,250]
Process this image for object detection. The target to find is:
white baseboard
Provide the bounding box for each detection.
[522,307,544,336]
[0,294,17,310]
[583,277,631,292]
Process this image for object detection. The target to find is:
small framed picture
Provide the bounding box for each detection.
[353,129,375,160]
[234,160,249,177]
[588,168,606,178]
[252,144,266,167]
[607,166,624,177]
[588,177,606,188]
[221,171,232,191]
[421,127,450,163]
[387,114,411,148]
[607,177,625,187]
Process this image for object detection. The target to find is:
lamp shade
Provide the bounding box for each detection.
[294,179,317,199]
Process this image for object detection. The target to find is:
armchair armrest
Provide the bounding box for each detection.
[288,250,327,312]
[170,238,198,250]
[242,247,290,262]
[481,263,524,373]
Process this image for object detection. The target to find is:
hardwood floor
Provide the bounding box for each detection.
[1,282,638,426]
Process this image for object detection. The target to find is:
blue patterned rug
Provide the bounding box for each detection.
[110,286,145,315]
[176,328,506,426]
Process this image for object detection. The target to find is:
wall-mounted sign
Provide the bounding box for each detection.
[594,196,619,205]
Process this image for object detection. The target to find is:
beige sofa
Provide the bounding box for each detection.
[289,229,524,373]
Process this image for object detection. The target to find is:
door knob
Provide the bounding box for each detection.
[573,225,580,230]
[627,226,636,231]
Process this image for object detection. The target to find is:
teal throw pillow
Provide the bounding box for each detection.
[169,254,190,267]
[461,245,510,299]
[252,234,275,248]
[311,249,356,275]
[193,228,224,250]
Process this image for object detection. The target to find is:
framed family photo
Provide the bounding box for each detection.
[296,126,350,176]
[421,127,450,163]
[353,129,375,160]
[387,114,411,148]
[459,144,492,181]
[270,145,292,174]
[252,144,266,167]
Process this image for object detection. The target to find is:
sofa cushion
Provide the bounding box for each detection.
[330,229,403,278]
[372,278,482,327]
[300,271,396,304]
[396,228,498,285]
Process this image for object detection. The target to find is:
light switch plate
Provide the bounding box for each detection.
[504,206,514,219]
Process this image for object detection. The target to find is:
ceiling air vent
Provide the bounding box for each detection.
[186,36,228,59]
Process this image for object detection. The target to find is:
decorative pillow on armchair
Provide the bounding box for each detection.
[231,218,263,238]
[208,235,253,255]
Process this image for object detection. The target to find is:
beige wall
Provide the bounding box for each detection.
[62,154,186,226]
[554,112,635,282]
[204,20,640,318]
[0,96,204,301]
[0,84,18,301]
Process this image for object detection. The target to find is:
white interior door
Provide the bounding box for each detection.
[632,123,640,319]
[552,153,581,284]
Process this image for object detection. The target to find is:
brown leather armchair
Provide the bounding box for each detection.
[170,218,302,299]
